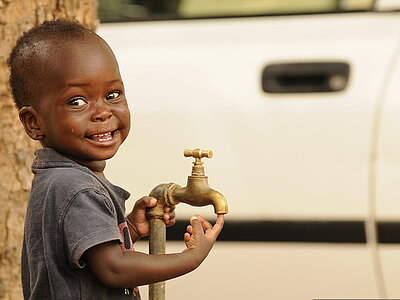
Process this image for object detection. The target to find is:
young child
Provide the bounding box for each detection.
[8,20,224,299]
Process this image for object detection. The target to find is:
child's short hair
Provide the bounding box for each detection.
[8,20,94,109]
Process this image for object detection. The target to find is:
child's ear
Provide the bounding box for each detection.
[19,106,45,141]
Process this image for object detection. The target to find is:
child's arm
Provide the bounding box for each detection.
[84,214,224,287]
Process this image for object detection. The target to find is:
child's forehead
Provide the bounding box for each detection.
[42,35,114,67]
[37,36,119,88]
[47,34,105,54]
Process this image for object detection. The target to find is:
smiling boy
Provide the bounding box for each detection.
[9,20,224,299]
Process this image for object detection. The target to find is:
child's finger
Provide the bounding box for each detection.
[145,197,157,207]
[163,212,176,226]
[209,214,225,236]
[135,196,157,209]
[163,205,175,213]
[186,224,193,235]
[165,211,175,220]
[183,232,191,244]
[215,214,225,226]
[189,215,203,235]
[194,214,213,232]
[201,219,213,232]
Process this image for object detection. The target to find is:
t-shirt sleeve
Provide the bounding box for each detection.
[62,189,122,269]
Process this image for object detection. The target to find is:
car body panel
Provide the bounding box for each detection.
[100,13,400,220]
[97,8,400,300]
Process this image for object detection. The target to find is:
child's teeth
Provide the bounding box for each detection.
[94,133,109,137]
[92,132,112,141]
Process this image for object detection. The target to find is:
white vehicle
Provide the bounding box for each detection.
[98,0,400,299]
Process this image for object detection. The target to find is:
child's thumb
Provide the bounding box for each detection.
[134,196,157,211]
[190,216,202,234]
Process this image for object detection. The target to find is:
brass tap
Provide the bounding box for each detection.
[163,148,228,214]
[146,149,227,300]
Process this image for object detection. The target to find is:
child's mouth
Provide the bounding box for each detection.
[86,130,119,146]
[91,132,113,142]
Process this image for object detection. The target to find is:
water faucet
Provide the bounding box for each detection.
[164,149,228,214]
[146,148,227,300]
[148,148,228,219]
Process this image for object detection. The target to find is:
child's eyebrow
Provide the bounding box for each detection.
[60,79,123,93]
[67,82,90,88]
[68,79,122,87]
[105,79,123,86]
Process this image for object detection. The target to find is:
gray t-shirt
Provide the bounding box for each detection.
[21,148,141,299]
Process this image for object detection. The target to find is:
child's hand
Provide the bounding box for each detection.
[126,196,176,242]
[183,214,224,265]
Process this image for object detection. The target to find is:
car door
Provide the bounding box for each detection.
[98,1,400,299]
[375,33,400,298]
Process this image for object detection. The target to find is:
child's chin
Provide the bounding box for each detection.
[101,153,116,160]
[86,144,121,160]
[88,152,117,161]
[71,149,117,162]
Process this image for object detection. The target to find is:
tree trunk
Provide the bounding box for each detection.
[0,1,98,299]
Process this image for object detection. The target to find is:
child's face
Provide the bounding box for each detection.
[34,36,130,162]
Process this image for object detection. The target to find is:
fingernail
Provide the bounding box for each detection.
[150,199,157,205]
[190,216,198,221]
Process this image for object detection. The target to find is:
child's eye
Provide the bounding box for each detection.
[68,98,87,107]
[105,91,121,101]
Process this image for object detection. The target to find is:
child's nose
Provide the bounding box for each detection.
[91,102,112,121]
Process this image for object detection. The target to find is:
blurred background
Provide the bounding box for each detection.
[96,0,400,299]
[98,0,374,21]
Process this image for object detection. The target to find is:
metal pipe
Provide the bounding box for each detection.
[146,149,228,300]
[147,183,172,300]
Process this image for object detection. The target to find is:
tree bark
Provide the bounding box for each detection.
[0,1,98,299]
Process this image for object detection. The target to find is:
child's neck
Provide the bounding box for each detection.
[66,156,107,179]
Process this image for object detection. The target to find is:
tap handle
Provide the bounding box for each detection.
[184,148,213,159]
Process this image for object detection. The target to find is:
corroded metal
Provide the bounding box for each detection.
[148,217,166,300]
[166,149,228,214]
[147,183,172,300]
[146,149,228,300]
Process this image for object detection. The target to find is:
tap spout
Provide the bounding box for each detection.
[165,175,228,214]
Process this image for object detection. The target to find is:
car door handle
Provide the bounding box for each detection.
[261,62,350,93]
